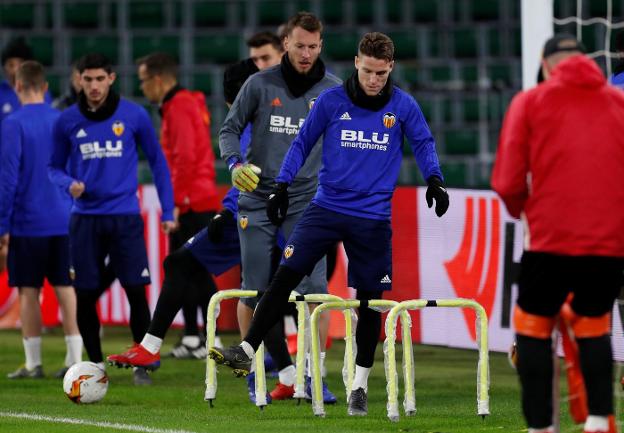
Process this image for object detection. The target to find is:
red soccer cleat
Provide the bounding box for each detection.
[269,381,295,400]
[107,344,160,371]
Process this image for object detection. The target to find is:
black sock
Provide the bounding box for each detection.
[76,290,103,363]
[263,320,293,370]
[123,284,150,343]
[516,334,553,428]
[577,335,613,415]
[244,265,304,350]
[354,290,382,368]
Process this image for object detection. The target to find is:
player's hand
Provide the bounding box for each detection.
[161,220,177,234]
[207,209,234,243]
[426,176,449,217]
[231,163,261,192]
[69,181,86,198]
[266,183,289,226]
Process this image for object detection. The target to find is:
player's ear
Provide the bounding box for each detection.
[354,55,359,70]
[42,81,49,94]
[109,72,117,85]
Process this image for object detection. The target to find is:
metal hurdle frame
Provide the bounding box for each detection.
[308,299,413,418]
[385,299,490,422]
[204,289,352,407]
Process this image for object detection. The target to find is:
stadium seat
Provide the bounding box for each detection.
[440,161,468,187]
[471,0,499,21]
[28,36,54,67]
[132,35,180,60]
[64,2,103,29]
[355,0,374,25]
[216,165,230,184]
[46,73,61,98]
[387,30,420,59]
[415,97,433,121]
[257,0,298,26]
[453,29,478,58]
[0,3,35,28]
[322,31,359,61]
[194,34,242,64]
[412,0,438,23]
[129,1,165,28]
[400,64,421,90]
[461,64,478,85]
[444,129,479,155]
[194,1,229,27]
[461,97,480,123]
[321,0,343,25]
[71,35,119,64]
[488,62,513,88]
[386,0,402,24]
[430,65,452,82]
[193,73,213,96]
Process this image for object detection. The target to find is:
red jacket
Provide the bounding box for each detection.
[492,55,624,257]
[160,87,219,213]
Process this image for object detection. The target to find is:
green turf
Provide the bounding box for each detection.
[0,327,620,433]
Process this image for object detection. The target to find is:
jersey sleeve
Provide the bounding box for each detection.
[165,103,197,206]
[0,117,22,234]
[403,95,443,183]
[276,92,331,184]
[491,91,530,219]
[219,77,259,164]
[135,107,175,222]
[48,114,76,194]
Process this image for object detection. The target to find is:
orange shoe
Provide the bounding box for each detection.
[269,381,294,400]
[107,344,160,371]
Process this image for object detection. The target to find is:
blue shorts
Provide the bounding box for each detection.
[184,217,241,276]
[70,214,150,291]
[282,204,393,291]
[7,235,71,287]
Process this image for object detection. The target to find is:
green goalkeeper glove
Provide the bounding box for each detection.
[231,163,261,192]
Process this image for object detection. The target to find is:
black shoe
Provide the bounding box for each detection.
[208,345,252,377]
[7,365,44,379]
[133,367,152,385]
[347,387,368,416]
[53,366,69,379]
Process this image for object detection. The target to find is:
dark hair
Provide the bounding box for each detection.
[223,58,259,105]
[285,11,322,36]
[136,52,178,78]
[76,53,113,74]
[247,31,283,52]
[358,32,394,62]
[16,60,46,91]
[1,37,33,65]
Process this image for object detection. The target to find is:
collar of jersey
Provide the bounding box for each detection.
[280,54,326,98]
[78,90,120,121]
[344,70,394,111]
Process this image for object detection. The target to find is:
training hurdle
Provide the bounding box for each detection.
[385,299,490,422]
[308,300,413,418]
[204,289,351,407]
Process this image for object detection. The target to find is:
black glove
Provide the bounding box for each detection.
[426,176,449,217]
[207,209,234,243]
[266,182,289,226]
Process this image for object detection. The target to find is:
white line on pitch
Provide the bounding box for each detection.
[0,411,199,433]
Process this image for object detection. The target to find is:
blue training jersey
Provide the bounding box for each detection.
[277,85,443,220]
[0,80,53,125]
[221,123,251,216]
[0,103,71,236]
[611,71,624,89]
[49,98,174,221]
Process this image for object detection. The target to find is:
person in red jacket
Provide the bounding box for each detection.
[492,34,624,433]
[137,52,219,358]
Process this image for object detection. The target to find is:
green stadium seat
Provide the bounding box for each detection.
[400,65,421,90]
[355,0,374,25]
[132,36,180,60]
[444,129,479,155]
[386,0,402,23]
[430,65,452,82]
[194,1,228,27]
[46,73,61,98]
[216,165,230,184]
[0,3,35,29]
[193,73,213,96]
[64,2,100,29]
[471,0,499,21]
[461,64,478,84]
[71,35,119,64]
[131,76,143,98]
[258,0,309,26]
[194,34,242,64]
[589,0,622,18]
[129,1,164,28]
[440,161,468,187]
[322,31,359,61]
[461,97,480,123]
[28,36,54,67]
[415,97,433,122]
[387,31,419,59]
[487,28,501,57]
[488,63,513,88]
[453,29,478,58]
[321,0,343,25]
[412,0,438,23]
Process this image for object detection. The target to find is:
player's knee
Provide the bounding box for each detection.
[513,305,556,339]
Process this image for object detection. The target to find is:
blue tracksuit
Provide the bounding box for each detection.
[0,79,53,125]
[277,85,443,220]
[49,98,174,221]
[0,103,70,236]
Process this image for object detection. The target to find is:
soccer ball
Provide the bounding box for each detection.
[62,361,109,404]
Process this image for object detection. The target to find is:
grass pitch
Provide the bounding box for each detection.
[0,327,621,433]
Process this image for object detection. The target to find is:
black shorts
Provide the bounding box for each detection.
[8,235,71,287]
[517,251,624,317]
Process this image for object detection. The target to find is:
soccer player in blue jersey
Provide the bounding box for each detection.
[0,61,83,380]
[49,53,175,386]
[210,32,450,415]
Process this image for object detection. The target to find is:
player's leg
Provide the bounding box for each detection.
[514,252,568,432]
[6,236,46,378]
[341,214,392,415]
[570,256,623,433]
[48,235,82,378]
[210,204,338,377]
